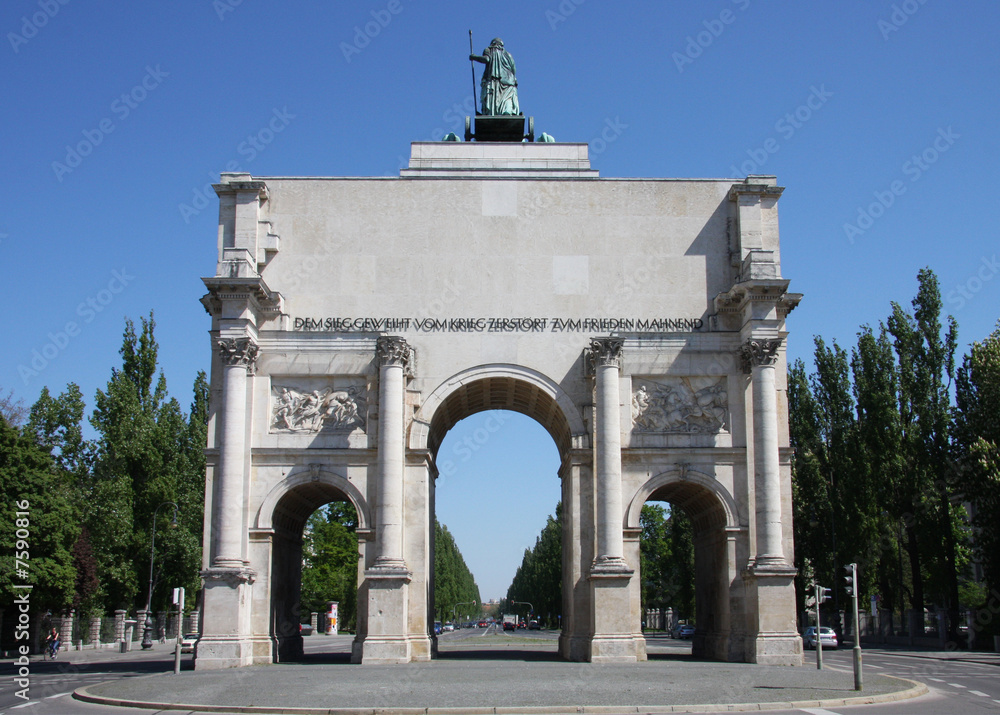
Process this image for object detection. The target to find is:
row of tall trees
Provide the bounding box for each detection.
[503,504,562,626]
[0,314,208,632]
[300,502,360,630]
[790,269,999,640]
[640,503,695,623]
[434,520,481,622]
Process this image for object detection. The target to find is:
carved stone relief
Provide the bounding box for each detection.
[270,383,367,433]
[631,377,729,434]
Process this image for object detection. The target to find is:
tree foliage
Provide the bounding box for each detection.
[300,501,359,630]
[640,503,694,622]
[791,269,976,640]
[435,520,481,622]
[504,504,561,626]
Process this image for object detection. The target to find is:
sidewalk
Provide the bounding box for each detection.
[75,646,927,714]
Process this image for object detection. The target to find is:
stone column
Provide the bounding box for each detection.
[89,616,101,648]
[360,336,414,664]
[591,337,627,570]
[214,337,258,566]
[114,609,126,645]
[373,336,410,571]
[741,338,785,566]
[587,338,638,662]
[60,609,74,652]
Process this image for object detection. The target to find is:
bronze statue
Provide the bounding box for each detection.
[470,38,520,116]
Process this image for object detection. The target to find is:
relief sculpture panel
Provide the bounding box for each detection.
[270,383,367,433]
[631,377,729,434]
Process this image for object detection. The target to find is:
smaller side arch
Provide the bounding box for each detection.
[255,466,371,532]
[625,466,740,532]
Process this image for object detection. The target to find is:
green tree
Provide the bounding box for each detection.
[955,322,1000,603]
[504,504,562,626]
[435,520,481,622]
[301,502,359,630]
[0,416,80,613]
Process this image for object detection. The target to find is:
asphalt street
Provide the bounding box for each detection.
[1,630,996,714]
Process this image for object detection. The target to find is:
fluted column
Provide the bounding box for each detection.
[214,337,258,566]
[742,338,785,566]
[591,337,627,570]
[374,336,410,571]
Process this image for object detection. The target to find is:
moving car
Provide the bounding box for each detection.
[803,626,838,649]
[528,620,540,630]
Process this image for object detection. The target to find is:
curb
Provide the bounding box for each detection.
[73,676,928,715]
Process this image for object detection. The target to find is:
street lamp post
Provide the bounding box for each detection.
[453,600,476,624]
[512,601,534,624]
[142,502,178,650]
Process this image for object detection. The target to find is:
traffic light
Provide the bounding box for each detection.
[844,563,857,597]
[820,587,833,603]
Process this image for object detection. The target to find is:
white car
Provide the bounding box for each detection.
[803,626,838,649]
[180,632,200,653]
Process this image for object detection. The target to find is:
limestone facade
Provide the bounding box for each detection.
[196,142,803,668]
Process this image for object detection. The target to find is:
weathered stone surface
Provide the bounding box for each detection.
[197,144,802,668]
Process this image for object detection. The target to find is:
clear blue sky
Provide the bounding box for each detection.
[4,1,998,600]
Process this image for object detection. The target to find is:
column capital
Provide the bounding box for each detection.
[217,337,259,375]
[589,337,624,371]
[740,338,781,374]
[376,336,411,369]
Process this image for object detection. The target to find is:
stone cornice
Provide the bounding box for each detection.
[213,179,269,202]
[201,276,284,320]
[714,280,801,316]
[728,180,785,202]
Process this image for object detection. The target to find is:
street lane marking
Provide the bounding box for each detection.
[969,690,989,697]
[800,709,842,715]
[10,703,36,710]
[947,682,966,688]
[44,691,71,699]
[928,677,944,682]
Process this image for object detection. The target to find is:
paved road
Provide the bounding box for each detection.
[2,635,996,714]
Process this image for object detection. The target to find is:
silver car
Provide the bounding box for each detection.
[803,626,837,649]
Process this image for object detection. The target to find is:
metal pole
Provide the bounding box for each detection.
[468,31,478,114]
[143,502,178,650]
[173,587,184,675]
[815,582,822,670]
[851,564,863,690]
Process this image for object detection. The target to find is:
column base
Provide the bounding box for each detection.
[588,565,643,663]
[194,636,255,669]
[358,566,415,664]
[743,563,802,666]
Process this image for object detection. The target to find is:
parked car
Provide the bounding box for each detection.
[442,622,455,632]
[299,623,313,636]
[673,624,695,639]
[803,626,838,650]
[180,632,200,653]
[433,621,442,635]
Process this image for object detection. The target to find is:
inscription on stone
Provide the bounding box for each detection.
[631,377,729,434]
[292,317,705,333]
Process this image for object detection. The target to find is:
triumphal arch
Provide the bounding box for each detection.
[196,137,803,668]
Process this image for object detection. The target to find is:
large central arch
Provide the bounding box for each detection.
[195,144,804,669]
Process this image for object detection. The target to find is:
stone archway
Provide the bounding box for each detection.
[411,365,585,655]
[196,146,804,669]
[625,466,744,661]
[253,467,371,663]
